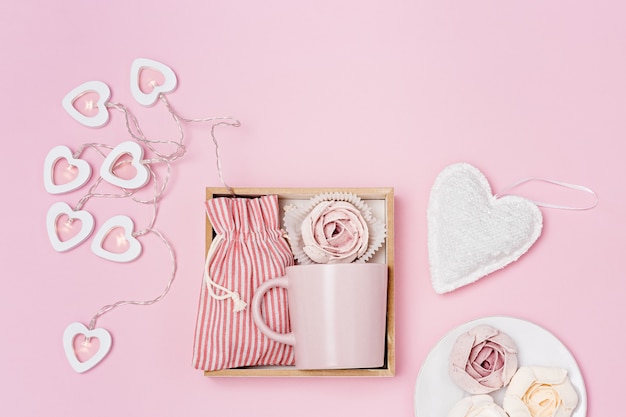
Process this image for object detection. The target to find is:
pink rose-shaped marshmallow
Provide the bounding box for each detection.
[449,324,518,394]
[301,200,369,263]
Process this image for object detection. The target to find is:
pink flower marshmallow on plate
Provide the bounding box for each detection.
[449,324,518,394]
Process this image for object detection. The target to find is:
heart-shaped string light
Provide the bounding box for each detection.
[100,141,150,190]
[43,145,93,194]
[50,57,242,372]
[62,81,112,128]
[63,322,112,373]
[46,202,96,252]
[91,215,142,262]
[130,58,178,106]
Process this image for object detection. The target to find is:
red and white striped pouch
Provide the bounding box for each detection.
[192,194,295,371]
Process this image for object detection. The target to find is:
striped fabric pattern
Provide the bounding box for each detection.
[192,195,295,370]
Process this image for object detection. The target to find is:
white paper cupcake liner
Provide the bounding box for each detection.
[283,192,386,264]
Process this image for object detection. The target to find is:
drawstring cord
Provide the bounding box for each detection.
[204,234,247,312]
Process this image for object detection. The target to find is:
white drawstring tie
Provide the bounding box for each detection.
[204,234,247,312]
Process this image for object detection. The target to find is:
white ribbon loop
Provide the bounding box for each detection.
[495,178,599,210]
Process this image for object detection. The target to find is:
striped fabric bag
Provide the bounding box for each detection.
[192,194,295,371]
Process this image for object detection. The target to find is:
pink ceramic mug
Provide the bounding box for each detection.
[251,263,388,370]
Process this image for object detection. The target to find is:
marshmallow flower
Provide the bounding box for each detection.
[503,366,578,417]
[301,200,370,264]
[448,395,508,417]
[284,192,386,265]
[449,324,518,394]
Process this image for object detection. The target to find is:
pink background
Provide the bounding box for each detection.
[1,1,624,415]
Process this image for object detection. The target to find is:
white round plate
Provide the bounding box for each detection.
[414,316,587,417]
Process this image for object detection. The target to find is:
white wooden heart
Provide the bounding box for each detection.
[91,215,142,262]
[100,141,150,190]
[63,322,112,373]
[43,145,92,194]
[46,202,95,252]
[130,58,177,106]
[62,81,111,128]
[427,163,543,294]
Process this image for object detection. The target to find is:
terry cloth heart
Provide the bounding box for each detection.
[428,163,543,294]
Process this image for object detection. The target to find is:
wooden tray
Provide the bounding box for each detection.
[202,187,395,377]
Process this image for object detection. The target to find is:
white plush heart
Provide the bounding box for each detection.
[91,215,142,262]
[46,202,95,252]
[62,81,111,128]
[100,141,150,190]
[130,58,177,106]
[428,163,543,294]
[43,145,92,194]
[63,322,112,373]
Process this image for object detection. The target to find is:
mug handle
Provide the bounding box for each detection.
[251,277,296,346]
